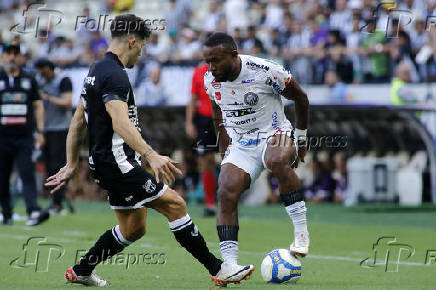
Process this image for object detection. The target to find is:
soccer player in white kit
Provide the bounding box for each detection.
[203,32,310,278]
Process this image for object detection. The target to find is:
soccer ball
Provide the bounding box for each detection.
[261,249,302,283]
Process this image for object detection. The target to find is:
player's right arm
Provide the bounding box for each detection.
[211,100,230,157]
[45,99,87,193]
[105,100,181,184]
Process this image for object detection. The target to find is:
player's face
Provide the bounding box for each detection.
[203,46,236,82]
[127,37,147,68]
[2,51,18,71]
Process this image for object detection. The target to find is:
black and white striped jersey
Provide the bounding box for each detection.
[81,52,141,178]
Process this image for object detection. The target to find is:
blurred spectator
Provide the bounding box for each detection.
[361,19,389,83]
[178,28,202,61]
[241,25,264,55]
[225,0,249,33]
[165,0,184,35]
[90,31,108,59]
[263,0,283,30]
[145,34,166,61]
[232,28,245,50]
[332,153,347,203]
[34,58,73,214]
[136,66,167,106]
[203,0,224,32]
[329,0,353,36]
[50,38,81,68]
[305,152,336,203]
[324,70,350,102]
[390,61,418,105]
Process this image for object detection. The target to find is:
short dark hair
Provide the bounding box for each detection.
[3,44,20,55]
[204,32,237,50]
[110,14,151,39]
[34,58,55,70]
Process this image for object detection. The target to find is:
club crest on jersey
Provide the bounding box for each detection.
[244,92,259,106]
[143,179,156,193]
[215,91,221,100]
[20,79,31,89]
[212,80,221,89]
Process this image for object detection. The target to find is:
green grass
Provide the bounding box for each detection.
[1,200,436,289]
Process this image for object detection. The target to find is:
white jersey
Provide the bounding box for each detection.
[204,54,293,147]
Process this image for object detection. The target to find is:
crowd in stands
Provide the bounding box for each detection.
[1,0,433,206]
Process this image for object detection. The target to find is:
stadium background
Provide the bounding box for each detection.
[1,0,436,288]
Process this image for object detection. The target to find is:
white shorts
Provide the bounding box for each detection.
[221,128,294,183]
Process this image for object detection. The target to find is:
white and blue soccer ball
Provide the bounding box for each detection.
[261,249,302,283]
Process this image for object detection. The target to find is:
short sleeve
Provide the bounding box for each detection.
[30,77,40,101]
[101,70,130,103]
[59,77,73,93]
[266,60,293,95]
[191,67,200,95]
[203,70,214,101]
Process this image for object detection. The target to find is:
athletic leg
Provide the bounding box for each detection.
[148,187,222,276]
[264,134,309,256]
[0,137,15,223]
[66,207,146,286]
[216,163,250,265]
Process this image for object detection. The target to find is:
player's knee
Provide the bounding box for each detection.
[217,187,238,208]
[166,193,187,217]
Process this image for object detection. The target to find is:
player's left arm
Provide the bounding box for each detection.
[281,77,309,165]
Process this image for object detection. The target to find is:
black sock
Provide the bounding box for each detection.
[280,190,304,206]
[73,225,131,276]
[169,214,222,276]
[217,225,239,242]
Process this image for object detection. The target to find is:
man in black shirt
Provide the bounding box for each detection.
[0,44,49,226]
[46,14,253,287]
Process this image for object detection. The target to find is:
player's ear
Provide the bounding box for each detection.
[128,36,136,49]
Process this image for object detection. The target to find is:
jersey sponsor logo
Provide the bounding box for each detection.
[231,118,252,125]
[20,79,31,90]
[241,78,255,83]
[246,61,269,71]
[84,76,95,86]
[244,92,259,106]
[1,116,26,125]
[215,92,221,100]
[272,112,280,130]
[237,138,261,146]
[143,179,156,193]
[1,92,27,103]
[1,104,27,116]
[265,77,283,94]
[223,108,255,118]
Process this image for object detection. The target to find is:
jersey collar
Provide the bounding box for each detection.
[105,52,125,68]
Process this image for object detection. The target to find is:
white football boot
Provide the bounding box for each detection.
[65,267,111,287]
[290,231,310,257]
[211,263,255,286]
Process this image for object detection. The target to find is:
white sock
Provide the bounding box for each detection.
[285,201,308,233]
[219,241,238,264]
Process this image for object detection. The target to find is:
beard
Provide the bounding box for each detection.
[3,63,18,73]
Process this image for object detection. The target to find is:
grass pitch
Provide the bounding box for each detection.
[1,200,435,289]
